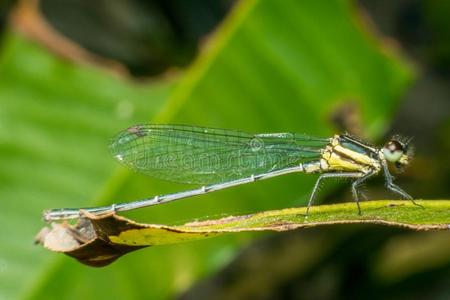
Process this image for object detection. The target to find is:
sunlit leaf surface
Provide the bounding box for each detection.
[37,200,450,267]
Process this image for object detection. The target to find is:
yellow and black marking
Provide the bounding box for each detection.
[321,135,381,174]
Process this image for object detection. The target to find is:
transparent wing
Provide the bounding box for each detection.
[109,124,329,184]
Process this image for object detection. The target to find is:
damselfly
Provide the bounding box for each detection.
[44,124,420,221]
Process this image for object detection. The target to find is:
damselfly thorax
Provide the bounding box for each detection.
[43,125,420,221]
[301,135,382,175]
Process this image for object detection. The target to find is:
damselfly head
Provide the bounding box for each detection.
[382,135,413,170]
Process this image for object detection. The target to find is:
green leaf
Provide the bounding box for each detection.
[0,34,175,299]
[2,0,416,299]
[37,200,450,267]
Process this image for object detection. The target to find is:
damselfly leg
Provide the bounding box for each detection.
[306,172,364,215]
[381,159,423,208]
[351,171,377,215]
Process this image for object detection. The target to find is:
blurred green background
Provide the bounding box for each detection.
[0,0,448,299]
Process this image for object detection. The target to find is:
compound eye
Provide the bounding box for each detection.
[382,140,404,163]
